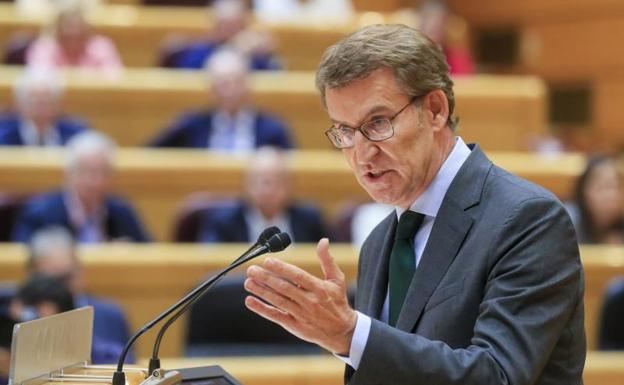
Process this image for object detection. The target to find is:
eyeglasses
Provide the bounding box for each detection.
[324,95,423,149]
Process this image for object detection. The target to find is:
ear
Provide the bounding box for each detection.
[423,89,450,132]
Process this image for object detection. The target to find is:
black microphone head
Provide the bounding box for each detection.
[265,232,291,252]
[257,226,281,244]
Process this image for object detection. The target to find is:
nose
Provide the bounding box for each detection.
[352,130,379,165]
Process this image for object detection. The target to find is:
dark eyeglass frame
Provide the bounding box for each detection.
[324,94,425,149]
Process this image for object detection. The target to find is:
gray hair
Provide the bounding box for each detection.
[315,24,458,130]
[204,47,250,77]
[13,69,65,108]
[65,131,117,172]
[28,226,76,269]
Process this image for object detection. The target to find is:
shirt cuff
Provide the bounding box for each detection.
[333,311,371,370]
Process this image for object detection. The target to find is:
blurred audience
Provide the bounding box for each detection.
[598,277,624,350]
[161,0,282,70]
[199,147,328,243]
[26,226,132,356]
[0,69,89,146]
[150,48,293,151]
[566,155,624,244]
[253,0,353,25]
[26,2,122,78]
[12,132,151,243]
[395,0,474,75]
[7,273,129,363]
[15,0,102,17]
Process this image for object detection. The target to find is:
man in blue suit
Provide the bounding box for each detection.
[162,0,282,71]
[200,147,327,243]
[0,69,89,146]
[150,49,293,151]
[12,132,150,243]
[25,226,132,359]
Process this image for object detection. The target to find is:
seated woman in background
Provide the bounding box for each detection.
[567,156,624,244]
[26,2,122,78]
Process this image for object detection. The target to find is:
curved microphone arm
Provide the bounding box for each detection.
[112,231,290,385]
[148,243,266,371]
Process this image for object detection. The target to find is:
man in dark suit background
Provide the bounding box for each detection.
[0,69,89,146]
[25,226,132,351]
[12,131,150,243]
[150,48,293,152]
[200,147,328,243]
[243,25,585,384]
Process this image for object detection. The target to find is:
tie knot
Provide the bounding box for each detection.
[396,210,424,240]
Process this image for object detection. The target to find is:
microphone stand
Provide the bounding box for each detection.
[112,232,291,385]
[147,243,265,373]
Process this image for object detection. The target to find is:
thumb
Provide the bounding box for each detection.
[316,237,343,282]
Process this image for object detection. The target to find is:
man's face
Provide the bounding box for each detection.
[68,151,113,210]
[325,68,447,209]
[246,164,291,219]
[20,86,60,128]
[33,252,83,295]
[210,65,249,114]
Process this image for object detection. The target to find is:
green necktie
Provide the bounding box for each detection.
[389,210,424,326]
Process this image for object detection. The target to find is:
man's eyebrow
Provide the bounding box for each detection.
[330,104,395,127]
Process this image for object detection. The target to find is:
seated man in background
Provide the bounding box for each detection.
[0,69,89,146]
[12,132,151,243]
[150,49,293,151]
[161,0,281,71]
[26,226,132,351]
[200,147,328,243]
[7,273,130,364]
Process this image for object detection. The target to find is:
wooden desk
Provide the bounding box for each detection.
[0,243,620,358]
[0,148,584,241]
[0,66,548,151]
[155,352,624,385]
[0,3,349,70]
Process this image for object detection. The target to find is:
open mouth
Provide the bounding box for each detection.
[364,170,390,180]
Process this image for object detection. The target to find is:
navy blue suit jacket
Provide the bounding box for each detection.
[199,201,328,243]
[165,42,282,71]
[0,113,88,145]
[149,110,294,149]
[79,295,134,364]
[11,190,151,243]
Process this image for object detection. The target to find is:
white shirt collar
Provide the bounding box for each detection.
[19,118,60,146]
[396,136,471,218]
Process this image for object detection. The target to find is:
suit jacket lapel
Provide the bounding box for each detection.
[396,200,473,331]
[396,144,491,331]
[358,213,397,319]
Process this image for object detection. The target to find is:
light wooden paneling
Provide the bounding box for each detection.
[0,148,584,240]
[0,243,620,358]
[0,67,548,151]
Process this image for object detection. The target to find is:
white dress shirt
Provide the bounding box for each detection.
[209,109,256,153]
[338,136,471,369]
[19,119,60,146]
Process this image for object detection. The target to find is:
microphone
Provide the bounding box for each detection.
[112,231,292,385]
[147,226,282,373]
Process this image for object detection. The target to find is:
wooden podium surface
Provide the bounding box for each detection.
[0,148,585,241]
[155,352,624,385]
[0,243,621,358]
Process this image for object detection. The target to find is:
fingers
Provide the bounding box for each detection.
[261,256,321,292]
[244,295,296,329]
[244,271,304,316]
[316,238,344,283]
